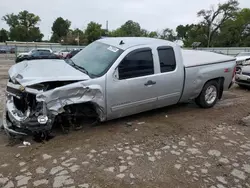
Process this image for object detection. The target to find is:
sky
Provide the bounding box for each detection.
[0,0,249,40]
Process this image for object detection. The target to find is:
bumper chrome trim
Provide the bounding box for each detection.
[2,105,27,136]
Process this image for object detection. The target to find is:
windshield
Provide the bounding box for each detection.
[71,41,124,77]
[236,52,250,57]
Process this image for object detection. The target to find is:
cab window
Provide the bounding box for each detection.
[118,49,154,80]
[157,47,176,73]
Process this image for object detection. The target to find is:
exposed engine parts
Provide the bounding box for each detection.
[3,79,104,139]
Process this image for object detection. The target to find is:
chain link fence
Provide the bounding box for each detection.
[197,47,250,56]
[0,42,85,60]
[1,41,250,60]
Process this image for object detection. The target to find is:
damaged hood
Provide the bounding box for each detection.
[8,59,90,86]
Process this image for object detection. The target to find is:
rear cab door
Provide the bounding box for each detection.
[152,45,185,108]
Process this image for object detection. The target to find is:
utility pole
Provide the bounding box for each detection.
[77,31,80,46]
[106,20,109,31]
[105,20,109,36]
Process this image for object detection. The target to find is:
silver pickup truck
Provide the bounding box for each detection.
[2,37,236,137]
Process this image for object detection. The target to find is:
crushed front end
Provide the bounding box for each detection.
[2,59,106,138]
[3,82,55,137]
[2,80,105,138]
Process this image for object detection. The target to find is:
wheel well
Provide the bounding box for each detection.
[62,102,100,119]
[203,77,225,99]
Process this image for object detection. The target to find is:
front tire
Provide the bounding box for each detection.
[195,80,219,108]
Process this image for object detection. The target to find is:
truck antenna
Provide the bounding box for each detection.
[119,40,125,45]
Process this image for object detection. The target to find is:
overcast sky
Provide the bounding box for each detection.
[0,0,249,39]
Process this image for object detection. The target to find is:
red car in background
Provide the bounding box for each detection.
[65,49,82,59]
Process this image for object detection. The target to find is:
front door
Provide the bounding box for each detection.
[106,48,159,120]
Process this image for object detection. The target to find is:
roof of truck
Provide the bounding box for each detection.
[98,37,236,67]
[98,37,176,50]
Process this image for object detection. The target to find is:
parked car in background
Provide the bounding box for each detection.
[65,49,82,59]
[15,50,60,63]
[235,66,250,88]
[235,52,250,65]
[235,53,250,88]
[54,49,70,58]
[3,37,236,136]
[10,47,16,54]
[0,46,15,54]
[0,48,7,54]
[17,48,53,58]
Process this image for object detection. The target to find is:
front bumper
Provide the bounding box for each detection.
[235,74,250,87]
[3,95,54,137]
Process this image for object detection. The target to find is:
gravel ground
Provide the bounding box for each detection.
[0,60,250,188]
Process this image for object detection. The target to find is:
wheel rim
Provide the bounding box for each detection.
[205,85,217,105]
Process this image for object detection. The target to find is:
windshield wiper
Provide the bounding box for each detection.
[65,59,89,75]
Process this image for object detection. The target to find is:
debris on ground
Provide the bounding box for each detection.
[241,115,250,126]
[23,141,31,146]
[15,154,21,158]
[137,122,145,125]
[126,122,133,127]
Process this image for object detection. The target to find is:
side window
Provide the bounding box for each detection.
[32,51,40,57]
[158,47,176,73]
[118,49,154,80]
[40,51,50,56]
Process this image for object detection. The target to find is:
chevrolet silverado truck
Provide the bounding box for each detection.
[2,37,236,137]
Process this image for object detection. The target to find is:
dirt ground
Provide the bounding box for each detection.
[0,60,250,188]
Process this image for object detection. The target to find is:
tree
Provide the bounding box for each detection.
[148,31,158,38]
[108,28,125,37]
[119,20,143,37]
[217,8,250,47]
[51,17,71,42]
[197,0,239,47]
[85,22,104,43]
[175,24,208,47]
[62,28,87,45]
[0,29,9,42]
[160,28,177,41]
[140,29,149,37]
[176,25,190,40]
[109,20,158,38]
[184,24,208,47]
[109,20,143,37]
[2,10,43,41]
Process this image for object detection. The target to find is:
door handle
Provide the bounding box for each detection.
[144,80,156,86]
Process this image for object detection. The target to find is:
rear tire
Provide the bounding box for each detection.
[195,80,219,108]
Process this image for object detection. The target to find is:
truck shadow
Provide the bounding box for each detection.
[49,89,242,137]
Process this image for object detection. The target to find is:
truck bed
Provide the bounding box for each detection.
[179,50,236,103]
[182,50,235,68]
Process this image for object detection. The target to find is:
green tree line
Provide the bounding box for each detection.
[0,0,249,47]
